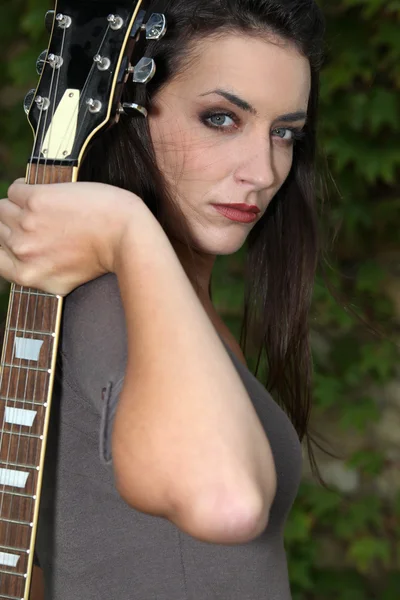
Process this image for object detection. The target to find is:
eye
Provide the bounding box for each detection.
[272,127,306,144]
[200,110,239,131]
[273,128,293,140]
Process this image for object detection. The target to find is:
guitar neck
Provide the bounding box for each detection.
[0,164,73,599]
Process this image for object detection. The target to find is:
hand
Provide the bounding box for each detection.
[0,179,146,296]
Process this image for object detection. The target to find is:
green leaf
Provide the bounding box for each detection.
[346,450,386,476]
[339,397,380,432]
[347,536,391,572]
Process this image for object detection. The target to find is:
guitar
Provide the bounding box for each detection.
[0,2,166,597]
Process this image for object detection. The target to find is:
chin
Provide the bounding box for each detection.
[192,231,248,256]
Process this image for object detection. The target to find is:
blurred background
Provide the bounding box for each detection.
[0,0,399,598]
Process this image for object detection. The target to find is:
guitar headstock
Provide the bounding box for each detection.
[24,0,166,167]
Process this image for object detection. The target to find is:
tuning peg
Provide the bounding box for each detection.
[144,13,167,40]
[128,57,156,84]
[45,10,55,32]
[23,89,36,115]
[36,50,48,75]
[118,103,148,118]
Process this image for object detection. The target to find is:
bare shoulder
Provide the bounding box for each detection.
[207,309,247,367]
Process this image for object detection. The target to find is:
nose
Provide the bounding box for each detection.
[233,137,276,191]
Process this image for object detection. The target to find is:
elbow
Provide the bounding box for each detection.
[170,485,272,545]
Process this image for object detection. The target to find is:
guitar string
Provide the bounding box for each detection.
[5,47,60,563]
[51,23,111,185]
[42,26,68,186]
[0,31,61,577]
[0,16,62,523]
[5,285,38,568]
[11,24,68,584]
[10,286,44,573]
[15,20,112,585]
[5,26,65,562]
[0,13,121,587]
[5,22,64,569]
[0,284,26,559]
[22,290,50,600]
[22,17,112,586]
[0,285,18,543]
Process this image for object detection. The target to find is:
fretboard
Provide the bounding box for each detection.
[0,164,73,599]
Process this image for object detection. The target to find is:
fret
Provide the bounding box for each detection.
[7,291,60,335]
[0,398,45,407]
[0,369,50,404]
[1,365,50,374]
[0,462,38,471]
[1,491,35,500]
[0,519,32,528]
[0,430,42,440]
[8,328,55,337]
[0,595,24,600]
[0,569,26,578]
[0,433,41,466]
[0,546,29,555]
[0,495,35,528]
[12,288,58,299]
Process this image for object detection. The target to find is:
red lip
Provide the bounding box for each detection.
[213,203,260,214]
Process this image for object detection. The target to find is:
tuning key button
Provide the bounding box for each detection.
[44,10,55,32]
[23,90,36,115]
[56,13,72,29]
[35,96,50,111]
[94,54,111,71]
[36,50,48,75]
[86,99,102,114]
[129,57,156,84]
[144,13,167,40]
[107,14,124,30]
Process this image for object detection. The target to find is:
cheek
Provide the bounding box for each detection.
[275,146,294,185]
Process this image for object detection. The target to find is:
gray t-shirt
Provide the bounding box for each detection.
[35,273,302,599]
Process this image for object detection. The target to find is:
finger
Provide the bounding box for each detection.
[0,221,11,245]
[0,198,21,231]
[7,180,31,208]
[0,244,18,284]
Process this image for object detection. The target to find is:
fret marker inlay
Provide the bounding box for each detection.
[0,468,29,489]
[0,552,20,567]
[5,407,37,427]
[14,337,44,362]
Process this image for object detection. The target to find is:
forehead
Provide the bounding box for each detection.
[172,34,311,116]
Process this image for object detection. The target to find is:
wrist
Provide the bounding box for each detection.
[110,190,167,276]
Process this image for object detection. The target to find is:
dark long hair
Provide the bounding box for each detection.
[79,0,327,478]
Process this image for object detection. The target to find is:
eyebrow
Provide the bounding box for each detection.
[199,88,307,123]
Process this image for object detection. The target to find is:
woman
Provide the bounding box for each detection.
[1,0,325,598]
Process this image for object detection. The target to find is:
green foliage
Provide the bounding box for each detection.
[217,1,400,597]
[0,1,399,599]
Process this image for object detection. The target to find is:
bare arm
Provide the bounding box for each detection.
[0,181,277,545]
[111,208,277,544]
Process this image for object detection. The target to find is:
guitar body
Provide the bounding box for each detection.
[0,3,166,597]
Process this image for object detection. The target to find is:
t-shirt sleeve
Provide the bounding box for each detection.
[59,273,128,463]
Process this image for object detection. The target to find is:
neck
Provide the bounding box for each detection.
[169,236,216,306]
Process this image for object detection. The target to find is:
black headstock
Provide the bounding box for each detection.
[25,0,166,167]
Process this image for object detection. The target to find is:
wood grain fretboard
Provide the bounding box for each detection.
[0,164,73,599]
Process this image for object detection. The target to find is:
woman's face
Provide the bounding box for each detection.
[149,33,311,256]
